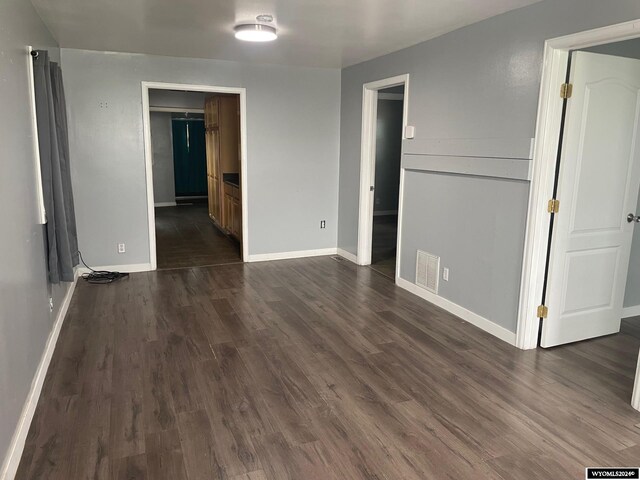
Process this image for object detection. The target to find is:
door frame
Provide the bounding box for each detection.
[516,19,640,350]
[141,81,249,269]
[356,74,410,266]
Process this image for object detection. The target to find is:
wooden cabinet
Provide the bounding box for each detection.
[205,125,220,222]
[232,195,242,238]
[222,184,242,241]
[204,95,241,240]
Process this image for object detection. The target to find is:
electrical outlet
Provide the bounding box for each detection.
[118,243,126,254]
[443,267,449,282]
[49,297,54,312]
[320,220,326,229]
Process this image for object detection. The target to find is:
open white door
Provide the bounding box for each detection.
[541,51,640,348]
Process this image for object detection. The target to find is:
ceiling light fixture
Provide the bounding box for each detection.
[234,15,277,42]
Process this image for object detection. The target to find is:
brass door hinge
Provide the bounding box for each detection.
[537,305,548,318]
[560,83,573,99]
[547,199,560,214]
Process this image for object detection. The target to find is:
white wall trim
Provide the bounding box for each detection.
[0,276,77,480]
[76,263,153,274]
[396,277,516,346]
[154,201,176,207]
[357,74,410,266]
[336,248,358,264]
[622,305,640,319]
[26,46,46,225]
[632,349,640,412]
[141,81,249,269]
[395,168,407,281]
[246,248,338,263]
[516,19,640,350]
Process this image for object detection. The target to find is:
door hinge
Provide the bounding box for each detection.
[547,199,560,214]
[537,305,548,318]
[560,83,573,99]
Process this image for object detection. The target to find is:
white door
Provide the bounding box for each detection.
[541,51,640,348]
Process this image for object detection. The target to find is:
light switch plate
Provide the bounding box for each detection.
[405,125,415,139]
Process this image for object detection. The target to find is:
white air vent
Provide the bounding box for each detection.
[416,250,440,294]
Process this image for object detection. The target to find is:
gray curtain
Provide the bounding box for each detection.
[33,50,78,283]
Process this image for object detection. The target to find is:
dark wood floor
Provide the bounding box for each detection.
[371,214,398,279]
[155,204,241,269]
[15,256,640,480]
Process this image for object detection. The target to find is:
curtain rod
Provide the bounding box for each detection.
[30,50,39,58]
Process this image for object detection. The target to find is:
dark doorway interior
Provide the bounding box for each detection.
[370,85,404,279]
[172,118,207,198]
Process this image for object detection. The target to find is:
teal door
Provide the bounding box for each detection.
[172,118,207,197]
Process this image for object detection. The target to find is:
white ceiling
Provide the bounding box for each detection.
[31,0,542,68]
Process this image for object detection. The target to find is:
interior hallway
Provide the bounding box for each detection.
[370,214,398,279]
[155,204,241,269]
[15,256,640,480]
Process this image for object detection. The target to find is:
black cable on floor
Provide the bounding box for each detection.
[78,251,129,284]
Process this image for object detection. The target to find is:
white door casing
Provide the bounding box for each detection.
[541,51,640,347]
[356,74,409,267]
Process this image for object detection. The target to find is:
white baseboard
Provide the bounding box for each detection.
[396,277,516,346]
[76,263,152,274]
[0,275,78,480]
[373,210,398,216]
[632,349,640,412]
[154,202,176,207]
[336,248,358,264]
[623,305,640,319]
[246,248,338,263]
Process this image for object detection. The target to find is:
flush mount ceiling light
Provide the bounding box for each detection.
[234,15,277,42]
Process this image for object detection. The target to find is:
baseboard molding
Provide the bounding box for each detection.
[76,263,152,274]
[246,248,338,263]
[336,248,358,264]
[0,275,77,480]
[396,277,516,346]
[154,202,176,207]
[373,210,398,216]
[623,305,640,319]
[632,350,640,412]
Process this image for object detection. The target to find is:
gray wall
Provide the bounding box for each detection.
[148,89,208,109]
[627,192,640,308]
[0,0,72,470]
[338,0,640,333]
[374,98,403,213]
[584,38,640,60]
[150,112,175,204]
[61,49,341,266]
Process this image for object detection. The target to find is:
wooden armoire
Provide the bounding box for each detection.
[204,94,242,242]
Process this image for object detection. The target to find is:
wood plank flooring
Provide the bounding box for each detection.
[371,214,397,279]
[15,256,640,479]
[155,204,241,269]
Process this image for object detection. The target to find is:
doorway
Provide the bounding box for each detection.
[370,86,405,279]
[141,82,248,270]
[515,21,640,409]
[538,48,640,348]
[356,74,409,278]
